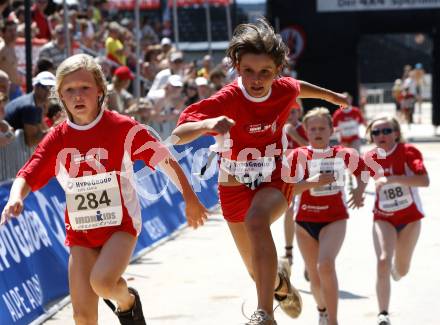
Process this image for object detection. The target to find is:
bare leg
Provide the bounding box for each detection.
[90,232,137,312]
[283,202,295,264]
[317,220,346,325]
[228,187,288,316]
[295,225,324,308]
[373,221,397,313]
[245,188,288,314]
[69,246,100,325]
[228,222,254,279]
[394,221,421,278]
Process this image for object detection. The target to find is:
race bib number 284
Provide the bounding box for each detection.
[65,172,123,231]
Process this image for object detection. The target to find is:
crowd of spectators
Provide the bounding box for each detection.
[0,0,240,150]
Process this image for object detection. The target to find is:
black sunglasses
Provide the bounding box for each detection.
[371,128,394,137]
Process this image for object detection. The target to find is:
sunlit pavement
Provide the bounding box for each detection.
[45,142,440,325]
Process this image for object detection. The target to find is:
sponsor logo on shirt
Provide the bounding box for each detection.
[301,204,329,211]
[73,211,117,225]
[74,177,112,189]
[246,120,278,134]
[383,167,393,175]
[73,153,101,164]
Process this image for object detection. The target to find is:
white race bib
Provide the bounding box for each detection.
[339,120,359,137]
[65,172,123,231]
[220,157,276,188]
[308,158,345,196]
[378,184,413,212]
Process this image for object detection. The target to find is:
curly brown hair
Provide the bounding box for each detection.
[226,18,289,69]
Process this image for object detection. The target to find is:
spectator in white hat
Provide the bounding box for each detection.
[4,71,55,146]
[195,77,212,100]
[148,51,184,93]
[147,74,186,138]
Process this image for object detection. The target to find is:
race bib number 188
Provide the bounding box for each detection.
[378,184,413,212]
[66,172,123,231]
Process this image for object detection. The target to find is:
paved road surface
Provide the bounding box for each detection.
[45,143,440,325]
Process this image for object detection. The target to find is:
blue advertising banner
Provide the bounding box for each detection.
[0,137,219,325]
[0,180,69,325]
[132,136,219,256]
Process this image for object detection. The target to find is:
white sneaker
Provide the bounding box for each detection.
[391,264,402,281]
[246,309,277,325]
[318,310,328,325]
[377,313,391,325]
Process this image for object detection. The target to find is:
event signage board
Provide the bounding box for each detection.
[317,0,440,12]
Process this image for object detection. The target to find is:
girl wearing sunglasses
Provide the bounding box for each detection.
[365,116,430,325]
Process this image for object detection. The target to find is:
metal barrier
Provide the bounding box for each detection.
[0,130,34,182]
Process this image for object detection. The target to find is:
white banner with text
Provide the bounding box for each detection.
[317,0,440,12]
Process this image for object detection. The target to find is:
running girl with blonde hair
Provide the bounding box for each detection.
[1,54,208,325]
[286,107,367,325]
[364,116,429,325]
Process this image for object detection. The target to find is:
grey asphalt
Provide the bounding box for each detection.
[44,142,440,325]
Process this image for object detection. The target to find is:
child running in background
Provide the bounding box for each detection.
[280,104,308,275]
[1,54,208,325]
[287,107,367,325]
[364,116,429,325]
[332,92,365,153]
[332,92,366,189]
[172,19,349,325]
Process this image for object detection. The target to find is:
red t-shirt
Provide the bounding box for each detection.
[285,123,307,149]
[17,109,168,245]
[332,106,364,143]
[43,116,53,128]
[365,143,426,223]
[287,145,365,222]
[177,77,300,160]
[31,5,51,40]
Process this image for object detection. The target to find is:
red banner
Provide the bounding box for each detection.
[107,0,161,10]
[167,0,232,7]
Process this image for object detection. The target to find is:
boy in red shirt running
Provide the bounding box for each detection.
[172,19,349,325]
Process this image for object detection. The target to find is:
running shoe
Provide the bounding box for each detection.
[377,313,391,325]
[318,309,328,325]
[274,267,302,318]
[104,287,147,325]
[245,309,277,325]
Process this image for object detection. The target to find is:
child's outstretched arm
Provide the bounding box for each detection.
[158,154,209,229]
[1,177,31,225]
[298,81,349,107]
[172,116,235,145]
